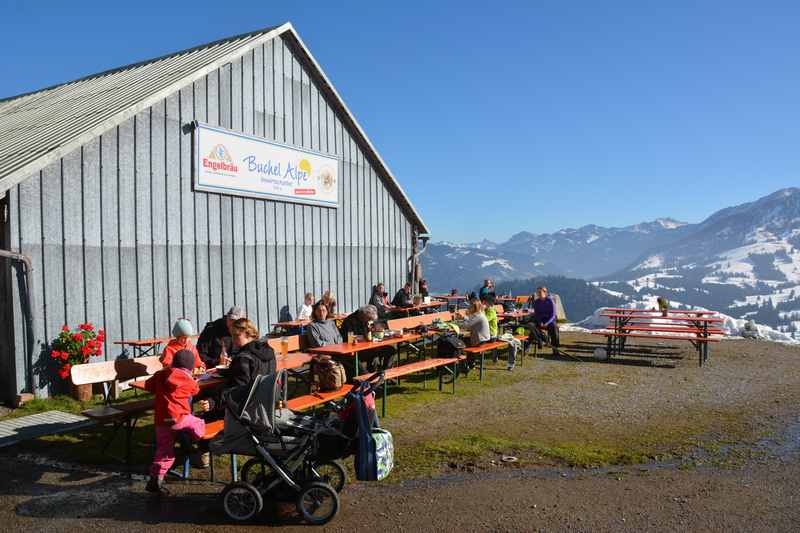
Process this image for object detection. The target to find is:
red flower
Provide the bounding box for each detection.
[58,363,72,379]
[60,351,69,361]
[71,333,84,343]
[97,330,106,342]
[62,324,70,332]
[50,350,61,359]
[79,323,94,331]
[81,345,92,357]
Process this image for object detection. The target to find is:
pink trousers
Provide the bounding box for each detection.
[149,414,206,479]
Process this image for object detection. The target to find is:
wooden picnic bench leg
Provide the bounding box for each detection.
[382,378,388,419]
[452,361,457,394]
[479,351,485,382]
[124,417,138,466]
[209,452,215,482]
[438,366,443,392]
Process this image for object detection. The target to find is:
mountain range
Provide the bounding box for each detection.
[421,187,800,335]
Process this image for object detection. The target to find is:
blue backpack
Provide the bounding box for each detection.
[351,379,394,481]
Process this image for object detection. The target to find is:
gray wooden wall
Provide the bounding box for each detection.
[3,35,415,399]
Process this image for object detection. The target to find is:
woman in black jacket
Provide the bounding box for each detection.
[200,318,276,413]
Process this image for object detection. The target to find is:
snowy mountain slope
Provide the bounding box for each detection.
[420,187,800,333]
[422,218,690,291]
[599,188,800,334]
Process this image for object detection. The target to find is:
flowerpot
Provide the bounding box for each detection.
[71,382,92,402]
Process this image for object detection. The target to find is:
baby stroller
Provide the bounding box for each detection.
[210,370,383,525]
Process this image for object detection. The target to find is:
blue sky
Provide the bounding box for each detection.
[2,1,799,242]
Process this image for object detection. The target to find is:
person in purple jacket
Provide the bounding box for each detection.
[522,287,560,350]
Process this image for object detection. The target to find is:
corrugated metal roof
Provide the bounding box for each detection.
[0,23,428,233]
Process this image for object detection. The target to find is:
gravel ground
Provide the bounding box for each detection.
[0,332,798,531]
[385,333,800,467]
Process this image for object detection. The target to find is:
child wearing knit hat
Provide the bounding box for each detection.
[144,348,206,495]
[160,318,203,371]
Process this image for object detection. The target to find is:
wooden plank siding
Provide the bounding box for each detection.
[5,34,415,399]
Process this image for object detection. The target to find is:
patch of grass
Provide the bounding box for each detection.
[1,388,149,421]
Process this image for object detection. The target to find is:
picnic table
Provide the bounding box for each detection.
[498,309,532,320]
[603,307,718,316]
[432,294,468,302]
[392,301,445,316]
[273,313,348,330]
[128,352,313,392]
[308,333,422,374]
[595,311,724,366]
[113,334,199,358]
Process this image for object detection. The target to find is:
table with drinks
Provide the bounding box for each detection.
[128,352,314,393]
[308,329,422,374]
[273,313,348,331]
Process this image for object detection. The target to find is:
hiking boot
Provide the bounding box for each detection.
[146,475,169,495]
[190,451,210,468]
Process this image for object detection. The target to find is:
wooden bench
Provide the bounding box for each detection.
[70,356,163,464]
[463,340,511,381]
[266,334,304,354]
[355,356,464,417]
[386,311,453,331]
[286,387,351,412]
[591,330,720,366]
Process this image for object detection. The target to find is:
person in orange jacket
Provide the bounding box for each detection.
[160,318,204,371]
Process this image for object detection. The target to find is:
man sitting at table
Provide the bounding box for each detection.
[196,305,245,367]
[369,282,395,318]
[520,287,560,350]
[305,302,343,348]
[339,304,396,374]
[391,282,413,308]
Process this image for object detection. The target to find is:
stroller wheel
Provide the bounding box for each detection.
[309,460,347,492]
[221,481,263,522]
[296,481,339,525]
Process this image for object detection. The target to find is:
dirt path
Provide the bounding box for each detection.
[1,453,798,532]
[2,334,799,531]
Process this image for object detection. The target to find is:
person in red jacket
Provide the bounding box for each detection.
[144,349,205,495]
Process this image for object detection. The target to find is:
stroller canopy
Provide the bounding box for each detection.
[210,370,288,455]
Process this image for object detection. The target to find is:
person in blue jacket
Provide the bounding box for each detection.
[522,286,560,350]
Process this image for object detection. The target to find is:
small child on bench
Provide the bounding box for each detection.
[144,349,205,495]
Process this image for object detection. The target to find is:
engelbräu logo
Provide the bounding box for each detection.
[203,144,239,173]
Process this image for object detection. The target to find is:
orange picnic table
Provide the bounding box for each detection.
[597,311,724,366]
[113,334,199,358]
[392,301,445,316]
[273,313,348,330]
[129,352,313,392]
[308,333,422,374]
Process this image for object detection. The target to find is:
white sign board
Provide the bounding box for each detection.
[194,122,339,207]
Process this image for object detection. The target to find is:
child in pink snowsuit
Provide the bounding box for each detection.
[144,349,206,494]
